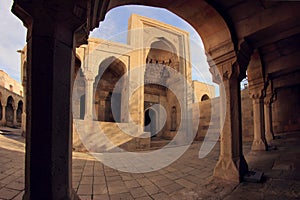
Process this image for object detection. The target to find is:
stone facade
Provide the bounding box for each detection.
[0,70,24,128]
[192,81,215,102]
[71,14,214,151]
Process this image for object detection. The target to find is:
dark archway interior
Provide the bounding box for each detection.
[144,108,157,138]
[201,94,210,101]
[6,96,14,124]
[17,100,23,123]
[94,57,126,122]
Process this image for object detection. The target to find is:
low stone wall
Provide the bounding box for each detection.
[193,88,254,142]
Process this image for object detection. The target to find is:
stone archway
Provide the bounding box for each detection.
[5,96,14,126]
[94,57,126,122]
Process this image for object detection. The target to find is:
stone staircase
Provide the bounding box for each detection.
[73,120,150,152]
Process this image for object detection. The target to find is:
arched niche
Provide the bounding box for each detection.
[146,38,179,73]
[6,96,14,125]
[94,57,126,122]
[17,100,23,123]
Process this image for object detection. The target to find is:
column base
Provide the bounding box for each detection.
[84,115,93,121]
[265,131,274,144]
[213,155,248,182]
[22,189,80,200]
[251,139,268,151]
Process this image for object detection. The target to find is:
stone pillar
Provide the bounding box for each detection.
[251,93,268,151]
[21,107,26,137]
[264,94,274,143]
[12,1,86,199]
[1,103,6,126]
[13,106,17,126]
[212,63,248,182]
[84,71,94,120]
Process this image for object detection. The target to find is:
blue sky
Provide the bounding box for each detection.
[0,3,218,94]
[0,1,26,82]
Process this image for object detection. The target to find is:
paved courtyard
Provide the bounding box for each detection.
[0,127,299,200]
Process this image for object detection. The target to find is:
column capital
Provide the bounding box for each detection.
[249,88,265,100]
[209,61,240,84]
[84,71,95,82]
[12,0,89,46]
[264,78,276,104]
[248,78,266,100]
[264,93,274,105]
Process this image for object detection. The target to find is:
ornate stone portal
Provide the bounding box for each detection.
[72,14,213,150]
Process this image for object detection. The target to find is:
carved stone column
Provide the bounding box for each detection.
[84,71,94,120]
[247,51,268,151]
[250,91,268,151]
[13,106,17,126]
[264,85,275,143]
[211,62,248,182]
[12,1,87,199]
[21,102,26,137]
[1,103,6,126]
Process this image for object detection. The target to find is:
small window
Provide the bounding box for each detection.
[9,85,13,92]
[201,94,210,101]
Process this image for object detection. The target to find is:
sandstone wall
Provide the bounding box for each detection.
[272,84,300,133]
[193,88,254,142]
[0,70,23,96]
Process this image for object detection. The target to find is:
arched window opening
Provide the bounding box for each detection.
[201,94,210,101]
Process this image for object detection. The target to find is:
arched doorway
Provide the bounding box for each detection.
[6,96,14,126]
[94,57,126,122]
[144,107,157,138]
[144,37,181,139]
[17,100,23,123]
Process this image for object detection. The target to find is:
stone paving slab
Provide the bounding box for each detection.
[0,128,300,199]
